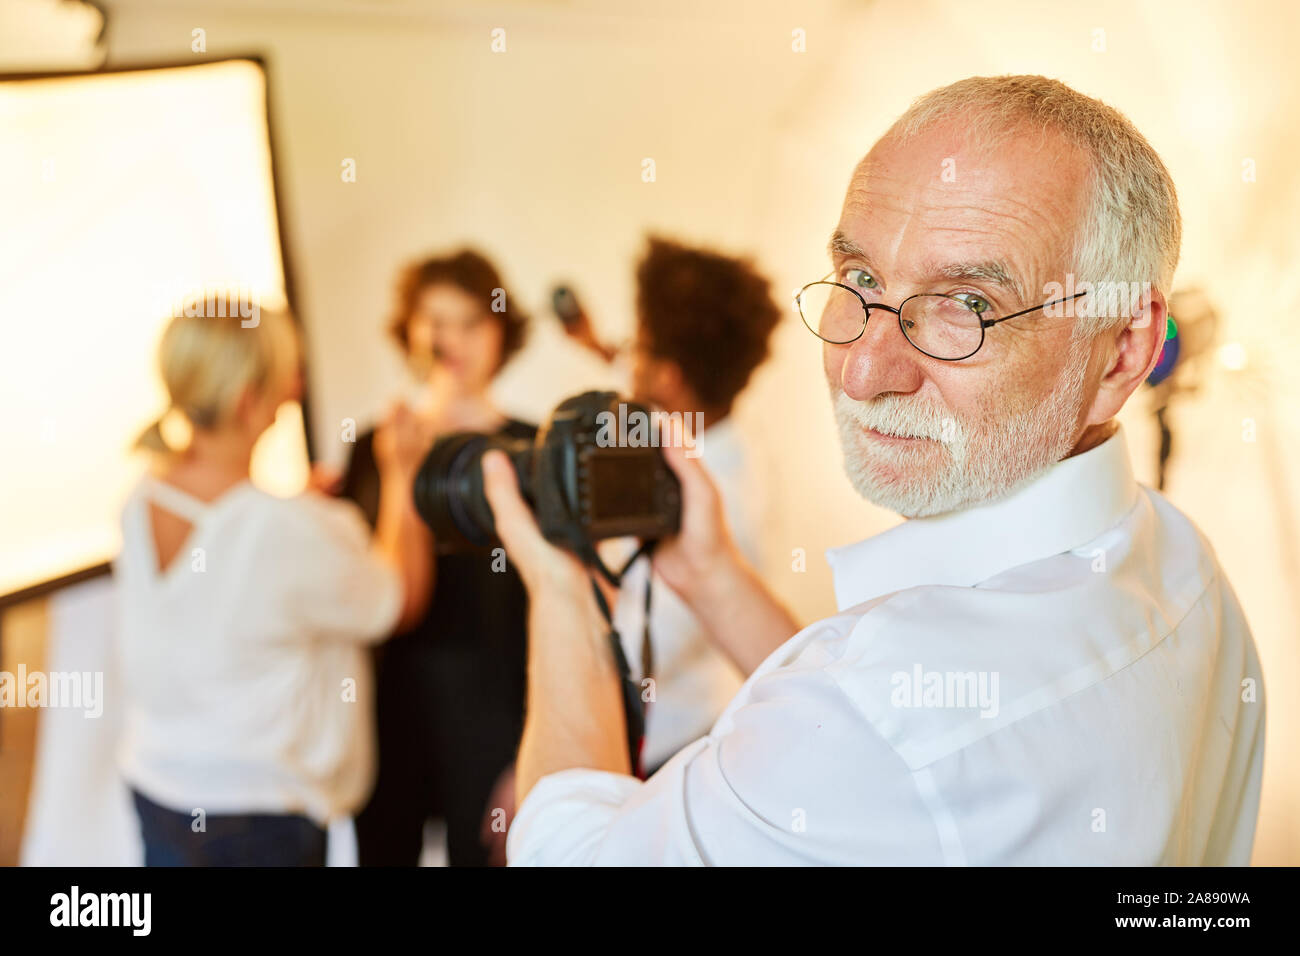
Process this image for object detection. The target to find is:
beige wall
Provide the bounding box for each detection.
[43,0,1300,863]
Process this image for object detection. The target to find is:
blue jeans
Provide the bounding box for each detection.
[132,789,327,867]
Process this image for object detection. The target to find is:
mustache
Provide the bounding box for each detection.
[833,390,964,444]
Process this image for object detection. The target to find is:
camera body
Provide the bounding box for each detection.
[413,391,682,554]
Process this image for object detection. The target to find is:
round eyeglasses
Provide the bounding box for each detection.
[795,279,1087,361]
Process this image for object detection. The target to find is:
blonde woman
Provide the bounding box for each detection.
[115,306,430,866]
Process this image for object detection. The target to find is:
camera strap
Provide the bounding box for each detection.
[577,538,656,778]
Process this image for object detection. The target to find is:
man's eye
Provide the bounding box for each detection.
[954,293,991,314]
[843,268,879,291]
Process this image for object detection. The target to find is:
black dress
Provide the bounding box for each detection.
[342,420,535,866]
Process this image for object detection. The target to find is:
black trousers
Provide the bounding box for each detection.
[354,633,520,867]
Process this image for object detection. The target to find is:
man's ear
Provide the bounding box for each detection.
[1083,288,1168,427]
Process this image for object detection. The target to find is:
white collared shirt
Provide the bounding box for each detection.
[507,430,1266,865]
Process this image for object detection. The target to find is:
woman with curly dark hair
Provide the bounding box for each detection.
[341,248,533,866]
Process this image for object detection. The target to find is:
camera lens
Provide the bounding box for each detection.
[413,432,532,550]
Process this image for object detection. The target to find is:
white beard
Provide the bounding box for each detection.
[832,340,1092,518]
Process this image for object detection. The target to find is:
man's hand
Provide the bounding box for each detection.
[652,441,743,605]
[481,450,588,594]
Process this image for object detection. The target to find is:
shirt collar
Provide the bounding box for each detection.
[825,427,1140,612]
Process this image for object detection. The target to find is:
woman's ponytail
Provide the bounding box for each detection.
[135,415,172,455]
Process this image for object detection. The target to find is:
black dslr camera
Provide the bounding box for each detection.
[413,391,682,554]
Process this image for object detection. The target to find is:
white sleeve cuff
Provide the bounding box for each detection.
[506,768,643,866]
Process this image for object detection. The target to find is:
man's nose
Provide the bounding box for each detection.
[838,307,926,402]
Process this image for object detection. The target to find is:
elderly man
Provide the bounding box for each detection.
[483,75,1266,865]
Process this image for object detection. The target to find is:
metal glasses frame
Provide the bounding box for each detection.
[795,277,1089,361]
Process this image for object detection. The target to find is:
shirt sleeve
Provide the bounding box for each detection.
[269,493,403,644]
[505,658,947,865]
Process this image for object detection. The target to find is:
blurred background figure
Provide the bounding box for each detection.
[574,236,783,774]
[341,249,533,867]
[115,306,427,866]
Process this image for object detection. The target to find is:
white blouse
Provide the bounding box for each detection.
[114,477,401,826]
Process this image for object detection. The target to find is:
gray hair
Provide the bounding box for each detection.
[885,75,1181,334]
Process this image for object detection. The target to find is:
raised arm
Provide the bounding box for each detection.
[481,451,631,805]
[372,403,436,632]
